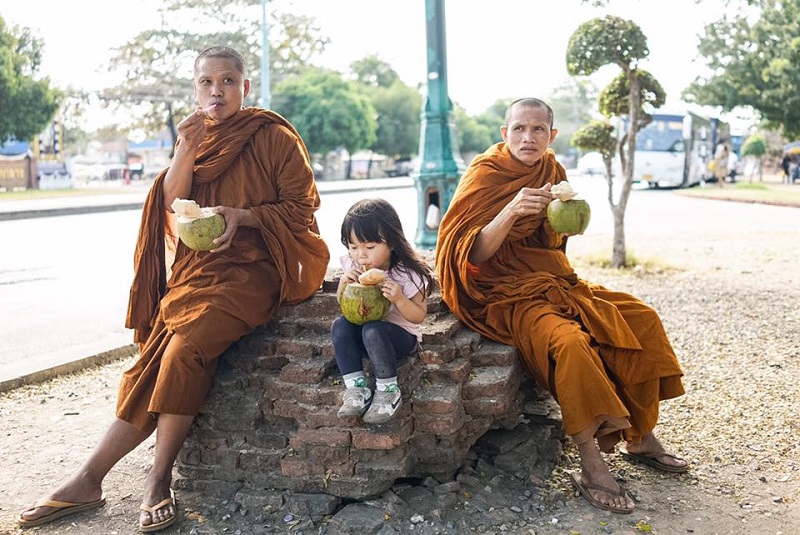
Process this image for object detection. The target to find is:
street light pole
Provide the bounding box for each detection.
[261,0,271,109]
[413,0,464,249]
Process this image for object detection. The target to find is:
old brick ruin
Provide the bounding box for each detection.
[176,270,563,502]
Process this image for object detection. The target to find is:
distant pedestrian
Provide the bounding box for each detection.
[782,153,792,184]
[714,141,729,188]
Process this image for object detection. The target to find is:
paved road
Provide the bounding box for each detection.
[2,175,798,392]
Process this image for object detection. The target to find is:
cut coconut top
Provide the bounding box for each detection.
[551,181,581,201]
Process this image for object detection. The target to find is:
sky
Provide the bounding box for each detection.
[0,0,727,128]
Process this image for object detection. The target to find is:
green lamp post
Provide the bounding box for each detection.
[414,0,465,249]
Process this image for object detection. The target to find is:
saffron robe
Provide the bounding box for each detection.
[435,144,684,450]
[118,108,329,429]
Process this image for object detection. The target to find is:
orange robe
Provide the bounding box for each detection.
[119,108,329,430]
[435,144,684,451]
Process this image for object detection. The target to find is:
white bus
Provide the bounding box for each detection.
[632,111,728,188]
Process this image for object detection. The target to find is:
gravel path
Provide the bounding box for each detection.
[1,198,798,535]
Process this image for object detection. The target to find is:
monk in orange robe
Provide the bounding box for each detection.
[19,46,329,532]
[436,98,687,514]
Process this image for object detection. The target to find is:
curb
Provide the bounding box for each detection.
[0,344,138,394]
[0,201,146,222]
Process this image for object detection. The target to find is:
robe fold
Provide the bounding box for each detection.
[118,107,329,429]
[435,143,684,449]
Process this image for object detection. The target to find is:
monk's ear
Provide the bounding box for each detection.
[500,125,508,142]
[243,79,251,98]
[549,128,558,143]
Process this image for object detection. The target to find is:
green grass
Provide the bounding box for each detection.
[676,181,800,207]
[574,249,677,273]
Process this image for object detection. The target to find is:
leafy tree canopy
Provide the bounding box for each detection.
[271,68,377,155]
[365,80,421,159]
[566,15,649,75]
[103,0,330,142]
[683,0,800,138]
[350,54,401,88]
[742,134,767,156]
[547,79,598,154]
[0,17,61,144]
[571,119,616,157]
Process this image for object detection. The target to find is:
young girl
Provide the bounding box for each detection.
[333,198,435,424]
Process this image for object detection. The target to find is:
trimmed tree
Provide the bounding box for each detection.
[566,16,665,268]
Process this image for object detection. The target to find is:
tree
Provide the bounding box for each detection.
[741,134,767,181]
[566,16,665,268]
[547,79,598,156]
[455,99,508,158]
[367,81,421,160]
[102,0,329,149]
[0,17,61,144]
[350,54,401,88]
[349,56,421,162]
[684,1,800,138]
[271,69,377,178]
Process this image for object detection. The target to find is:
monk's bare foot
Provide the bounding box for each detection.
[139,476,176,530]
[19,473,103,523]
[624,432,688,471]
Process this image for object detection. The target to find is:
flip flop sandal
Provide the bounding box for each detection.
[569,471,634,514]
[619,448,690,473]
[18,494,107,527]
[139,489,177,533]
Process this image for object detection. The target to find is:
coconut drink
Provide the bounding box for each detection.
[547,182,591,235]
[171,198,226,251]
[339,268,391,325]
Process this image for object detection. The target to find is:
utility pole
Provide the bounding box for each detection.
[413,0,464,249]
[261,0,270,109]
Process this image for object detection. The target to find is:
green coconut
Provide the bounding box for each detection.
[176,211,226,251]
[547,198,591,235]
[340,282,391,325]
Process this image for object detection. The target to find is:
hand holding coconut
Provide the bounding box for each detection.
[171,198,227,251]
[547,181,591,236]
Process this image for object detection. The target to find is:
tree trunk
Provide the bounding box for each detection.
[611,71,641,268]
[612,203,627,267]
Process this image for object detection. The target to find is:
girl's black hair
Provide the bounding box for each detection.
[341,198,434,297]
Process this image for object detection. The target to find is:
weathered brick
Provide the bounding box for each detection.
[238,449,283,472]
[412,384,461,414]
[351,417,413,450]
[464,396,515,416]
[418,344,456,365]
[413,409,466,435]
[471,341,519,367]
[306,444,350,466]
[423,358,472,383]
[291,428,352,447]
[303,408,342,429]
[420,314,461,345]
[462,366,518,399]
[281,456,310,477]
[273,399,312,421]
[279,357,336,384]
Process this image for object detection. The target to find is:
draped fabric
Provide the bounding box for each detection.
[118,107,329,429]
[435,143,684,448]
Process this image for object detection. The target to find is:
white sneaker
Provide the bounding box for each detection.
[337,387,372,418]
[362,386,402,424]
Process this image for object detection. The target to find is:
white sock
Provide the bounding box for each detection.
[375,377,399,392]
[343,372,366,389]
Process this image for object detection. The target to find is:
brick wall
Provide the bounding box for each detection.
[176,271,562,500]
